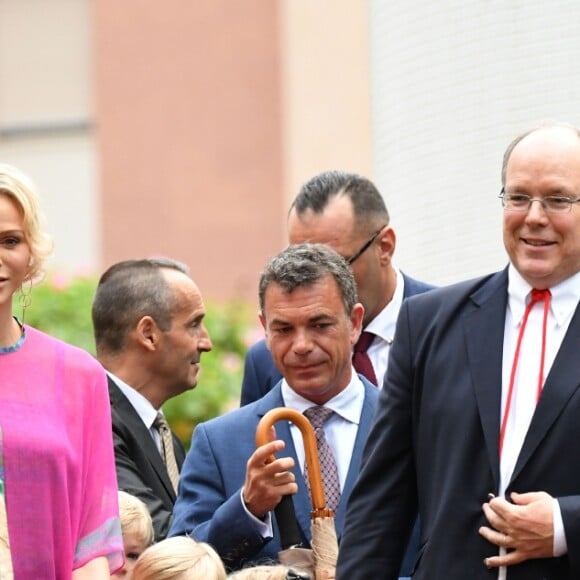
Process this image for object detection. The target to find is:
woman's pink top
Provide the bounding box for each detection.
[0,325,123,578]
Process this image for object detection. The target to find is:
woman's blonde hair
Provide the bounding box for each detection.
[118,491,154,548]
[132,536,226,580]
[0,164,53,282]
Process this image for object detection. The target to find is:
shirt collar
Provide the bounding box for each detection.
[281,371,365,426]
[507,264,580,327]
[364,266,403,344]
[107,371,159,430]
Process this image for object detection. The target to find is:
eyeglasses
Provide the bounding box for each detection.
[345,226,387,265]
[286,570,311,580]
[499,189,580,214]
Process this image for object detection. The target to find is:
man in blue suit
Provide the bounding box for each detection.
[170,244,378,571]
[337,123,580,579]
[241,170,434,407]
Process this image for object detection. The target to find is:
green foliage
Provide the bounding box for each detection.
[18,273,258,447]
[19,274,97,354]
[162,300,256,446]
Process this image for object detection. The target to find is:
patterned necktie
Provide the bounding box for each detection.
[303,406,341,512]
[154,412,179,493]
[352,331,378,386]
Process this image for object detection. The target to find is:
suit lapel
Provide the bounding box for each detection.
[108,378,177,500]
[463,270,508,489]
[334,379,378,535]
[510,302,580,484]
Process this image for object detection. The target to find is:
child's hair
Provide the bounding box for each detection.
[132,536,226,580]
[118,491,154,547]
[227,564,309,579]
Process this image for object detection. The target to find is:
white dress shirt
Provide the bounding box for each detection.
[498,266,580,578]
[281,372,365,490]
[107,372,163,453]
[245,373,366,538]
[364,266,405,386]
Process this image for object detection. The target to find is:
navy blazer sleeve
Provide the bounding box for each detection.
[169,422,270,569]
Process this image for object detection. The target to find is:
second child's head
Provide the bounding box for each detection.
[112,491,154,579]
[132,536,226,580]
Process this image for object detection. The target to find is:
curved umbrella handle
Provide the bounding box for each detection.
[256,407,332,517]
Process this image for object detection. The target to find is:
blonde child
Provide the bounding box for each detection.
[132,536,226,580]
[112,491,154,579]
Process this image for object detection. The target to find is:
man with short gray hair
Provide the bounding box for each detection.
[92,257,213,540]
[170,244,379,572]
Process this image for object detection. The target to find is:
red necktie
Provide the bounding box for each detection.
[353,331,378,386]
[499,288,551,457]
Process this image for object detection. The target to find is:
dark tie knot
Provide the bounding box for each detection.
[154,412,169,432]
[304,406,334,430]
[354,331,374,353]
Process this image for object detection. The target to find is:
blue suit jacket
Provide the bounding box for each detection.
[240,273,435,407]
[169,379,378,570]
[336,269,580,580]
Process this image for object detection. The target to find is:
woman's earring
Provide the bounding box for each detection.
[19,279,32,323]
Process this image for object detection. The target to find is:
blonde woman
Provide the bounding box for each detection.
[112,491,154,579]
[132,536,226,580]
[0,164,123,578]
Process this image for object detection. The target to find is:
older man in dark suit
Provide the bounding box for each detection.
[92,257,212,540]
[337,123,580,579]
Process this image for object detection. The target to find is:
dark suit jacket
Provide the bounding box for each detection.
[240,273,435,406]
[108,377,186,540]
[169,379,378,570]
[336,268,580,580]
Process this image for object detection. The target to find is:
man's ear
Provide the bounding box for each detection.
[350,303,365,344]
[259,311,268,335]
[136,316,160,351]
[378,226,396,262]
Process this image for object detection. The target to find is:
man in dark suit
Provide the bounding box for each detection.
[241,170,434,407]
[336,123,580,579]
[170,244,381,571]
[92,257,213,540]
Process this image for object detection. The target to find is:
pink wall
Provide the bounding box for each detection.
[93,1,285,302]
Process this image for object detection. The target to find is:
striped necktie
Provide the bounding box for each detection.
[154,412,179,493]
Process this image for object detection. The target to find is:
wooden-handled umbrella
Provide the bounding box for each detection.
[256,408,338,580]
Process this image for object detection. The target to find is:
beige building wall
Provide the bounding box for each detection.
[1,1,373,302]
[0,0,99,274]
[94,0,373,302]
[279,1,372,209]
[94,0,285,302]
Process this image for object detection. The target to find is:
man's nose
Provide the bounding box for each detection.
[525,198,550,222]
[198,325,213,351]
[292,330,313,353]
